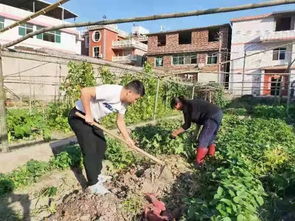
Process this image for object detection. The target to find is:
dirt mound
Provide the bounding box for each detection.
[46,191,124,221]
[46,155,196,221]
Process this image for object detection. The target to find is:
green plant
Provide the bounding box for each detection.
[40,186,58,197]
[7,108,50,141]
[100,63,186,128]
[194,83,229,108]
[0,145,82,196]
[184,113,295,220]
[105,138,137,169]
[122,194,144,218]
[132,120,195,158]
[60,61,96,107]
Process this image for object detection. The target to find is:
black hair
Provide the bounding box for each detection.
[170,96,187,109]
[124,80,145,96]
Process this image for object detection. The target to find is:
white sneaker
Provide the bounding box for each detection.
[88,182,110,195]
[97,174,112,183]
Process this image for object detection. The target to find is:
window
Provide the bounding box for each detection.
[36,26,61,43]
[207,53,218,64]
[190,54,197,64]
[93,46,100,58]
[92,31,101,42]
[0,17,4,30]
[157,34,166,46]
[273,48,286,60]
[208,28,219,42]
[19,23,33,36]
[172,54,197,65]
[173,55,184,65]
[155,57,163,67]
[179,31,191,44]
[275,17,291,31]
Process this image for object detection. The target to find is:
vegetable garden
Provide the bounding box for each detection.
[1,61,295,220]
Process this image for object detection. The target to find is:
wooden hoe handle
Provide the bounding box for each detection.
[75,112,164,166]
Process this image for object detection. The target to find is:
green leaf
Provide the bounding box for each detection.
[237,214,246,221]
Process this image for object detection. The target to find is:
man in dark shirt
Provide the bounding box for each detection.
[170,96,223,166]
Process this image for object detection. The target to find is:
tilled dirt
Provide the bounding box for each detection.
[46,155,198,221]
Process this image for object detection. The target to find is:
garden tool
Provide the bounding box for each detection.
[75,112,166,176]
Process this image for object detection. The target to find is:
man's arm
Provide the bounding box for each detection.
[171,107,191,138]
[171,127,185,137]
[80,87,96,124]
[116,113,135,148]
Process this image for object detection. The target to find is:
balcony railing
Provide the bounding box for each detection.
[112,55,142,63]
[112,39,148,51]
[260,30,295,42]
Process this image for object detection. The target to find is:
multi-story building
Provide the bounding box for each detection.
[230,10,295,97]
[0,0,82,54]
[82,25,148,66]
[146,24,231,83]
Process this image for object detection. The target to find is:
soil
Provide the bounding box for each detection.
[46,155,199,221]
[0,155,199,221]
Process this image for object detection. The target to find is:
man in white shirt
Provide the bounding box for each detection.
[68,80,145,194]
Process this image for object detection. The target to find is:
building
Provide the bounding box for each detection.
[146,24,231,83]
[82,25,148,66]
[0,0,82,54]
[230,10,295,97]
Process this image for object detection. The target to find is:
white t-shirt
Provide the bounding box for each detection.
[75,84,127,121]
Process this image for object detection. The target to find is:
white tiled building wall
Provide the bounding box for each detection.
[0,3,81,54]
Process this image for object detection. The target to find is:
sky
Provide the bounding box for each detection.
[47,0,295,33]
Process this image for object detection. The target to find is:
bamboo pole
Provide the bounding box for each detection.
[0,51,8,152]
[218,32,223,84]
[286,57,295,117]
[2,0,295,49]
[191,86,195,99]
[0,0,70,33]
[153,78,160,120]
[241,51,246,96]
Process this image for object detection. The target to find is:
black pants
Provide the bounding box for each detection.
[198,110,223,148]
[68,108,106,186]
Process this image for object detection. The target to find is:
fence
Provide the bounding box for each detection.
[2,50,145,102]
[2,51,295,112]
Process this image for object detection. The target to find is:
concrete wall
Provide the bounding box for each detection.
[0,3,81,54]
[230,14,295,96]
[2,50,144,101]
[198,72,219,83]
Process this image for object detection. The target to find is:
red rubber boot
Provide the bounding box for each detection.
[195,147,208,165]
[208,144,216,156]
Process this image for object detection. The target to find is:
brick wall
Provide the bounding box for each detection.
[146,25,231,75]
[147,25,230,55]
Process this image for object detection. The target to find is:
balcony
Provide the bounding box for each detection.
[112,39,147,51]
[260,30,295,42]
[112,55,143,64]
